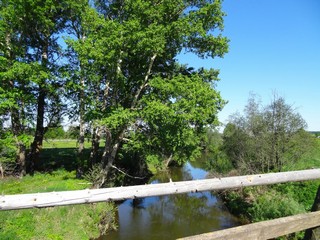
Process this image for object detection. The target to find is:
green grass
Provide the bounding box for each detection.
[286,139,320,170]
[0,202,116,240]
[42,139,92,149]
[38,139,107,172]
[38,140,91,171]
[0,169,117,239]
[0,170,89,194]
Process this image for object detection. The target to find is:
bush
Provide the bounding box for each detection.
[205,151,234,173]
[272,181,320,211]
[248,190,306,222]
[0,132,16,163]
[44,126,66,139]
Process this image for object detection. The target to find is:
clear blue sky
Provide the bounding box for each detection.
[178,0,320,131]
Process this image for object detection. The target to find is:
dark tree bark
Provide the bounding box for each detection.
[89,126,101,167]
[28,38,49,174]
[29,87,46,174]
[11,106,26,176]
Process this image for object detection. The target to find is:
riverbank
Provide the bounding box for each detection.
[216,139,320,239]
[0,170,117,239]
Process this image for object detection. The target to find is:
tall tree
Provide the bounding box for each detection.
[64,0,93,164]
[68,0,229,187]
[264,94,309,171]
[222,94,315,173]
[1,0,73,174]
[0,0,35,176]
[18,0,70,173]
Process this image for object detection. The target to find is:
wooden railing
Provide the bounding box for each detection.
[178,211,320,240]
[1,169,320,239]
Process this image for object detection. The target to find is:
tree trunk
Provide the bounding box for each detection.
[0,163,3,179]
[78,121,85,155]
[28,39,48,174]
[101,128,112,168]
[17,143,26,177]
[29,88,45,174]
[10,85,26,176]
[6,33,26,176]
[77,113,85,178]
[78,107,85,158]
[94,129,125,188]
[78,60,85,158]
[164,154,173,168]
[89,126,101,167]
[2,169,320,210]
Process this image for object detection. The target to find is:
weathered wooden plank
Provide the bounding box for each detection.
[178,211,320,240]
[1,169,320,210]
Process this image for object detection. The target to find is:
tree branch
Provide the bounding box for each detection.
[131,53,157,109]
[110,165,147,180]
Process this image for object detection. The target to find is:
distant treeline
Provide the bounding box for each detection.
[309,131,320,137]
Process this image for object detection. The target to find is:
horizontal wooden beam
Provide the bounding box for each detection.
[1,169,320,210]
[178,211,320,240]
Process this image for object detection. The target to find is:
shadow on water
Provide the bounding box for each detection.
[102,160,240,240]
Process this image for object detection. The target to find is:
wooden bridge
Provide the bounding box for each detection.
[1,169,320,239]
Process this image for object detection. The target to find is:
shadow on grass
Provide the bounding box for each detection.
[38,148,92,173]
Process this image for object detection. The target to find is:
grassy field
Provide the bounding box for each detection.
[42,139,92,149]
[283,138,320,171]
[0,141,117,240]
[37,139,93,171]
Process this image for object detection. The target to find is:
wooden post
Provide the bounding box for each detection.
[304,185,320,240]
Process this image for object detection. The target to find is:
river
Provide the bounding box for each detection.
[104,160,240,239]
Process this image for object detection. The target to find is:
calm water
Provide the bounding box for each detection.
[104,161,240,240]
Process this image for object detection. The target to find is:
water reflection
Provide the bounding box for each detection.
[105,161,239,240]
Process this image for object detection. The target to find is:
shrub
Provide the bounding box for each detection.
[248,190,306,222]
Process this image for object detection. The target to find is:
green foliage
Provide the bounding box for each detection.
[63,0,229,173]
[206,151,233,173]
[222,94,316,174]
[272,181,320,211]
[65,126,80,140]
[219,136,320,239]
[0,131,16,163]
[248,190,306,222]
[219,95,319,239]
[100,107,137,132]
[44,126,66,140]
[222,190,252,221]
[145,154,163,169]
[131,68,226,166]
[0,0,74,175]
[201,128,234,173]
[1,0,229,177]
